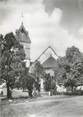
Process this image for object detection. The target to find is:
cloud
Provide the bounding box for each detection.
[43,0,83,37]
[21,7,83,60]
[0,6,13,24]
[0,0,83,61]
[0,0,42,4]
[0,0,42,24]
[0,0,7,2]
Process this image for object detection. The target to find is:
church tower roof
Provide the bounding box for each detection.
[16,22,31,43]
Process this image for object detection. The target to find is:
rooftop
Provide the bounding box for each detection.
[42,56,58,69]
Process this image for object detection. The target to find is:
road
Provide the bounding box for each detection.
[1,95,83,117]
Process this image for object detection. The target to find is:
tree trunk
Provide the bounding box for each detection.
[28,89,33,98]
[71,86,74,93]
[6,81,12,99]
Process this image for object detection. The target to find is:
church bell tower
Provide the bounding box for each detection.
[15,22,31,67]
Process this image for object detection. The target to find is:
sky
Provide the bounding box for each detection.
[0,0,83,61]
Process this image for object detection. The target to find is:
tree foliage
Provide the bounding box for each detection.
[0,32,25,98]
[44,73,56,93]
[30,60,44,77]
[44,73,51,91]
[55,46,83,92]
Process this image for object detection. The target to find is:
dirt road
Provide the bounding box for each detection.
[1,95,83,117]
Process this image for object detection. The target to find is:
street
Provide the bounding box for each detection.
[1,95,83,117]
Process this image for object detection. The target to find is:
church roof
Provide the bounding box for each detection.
[42,56,57,69]
[16,22,31,43]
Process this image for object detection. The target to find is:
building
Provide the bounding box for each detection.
[42,55,58,76]
[15,22,31,67]
[15,24,59,92]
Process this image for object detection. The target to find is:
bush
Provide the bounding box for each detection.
[64,90,83,96]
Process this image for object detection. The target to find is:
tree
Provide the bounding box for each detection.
[33,61,44,77]
[0,32,25,99]
[55,57,69,84]
[19,66,36,97]
[64,78,76,92]
[34,61,44,92]
[55,46,83,90]
[66,46,83,86]
[29,61,44,93]
[26,74,35,97]
[44,74,56,95]
[44,73,51,91]
[71,61,83,85]
[66,46,82,64]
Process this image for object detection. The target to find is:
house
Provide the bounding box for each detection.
[42,55,58,76]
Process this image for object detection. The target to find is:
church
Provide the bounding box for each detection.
[15,22,58,76]
[15,22,59,92]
